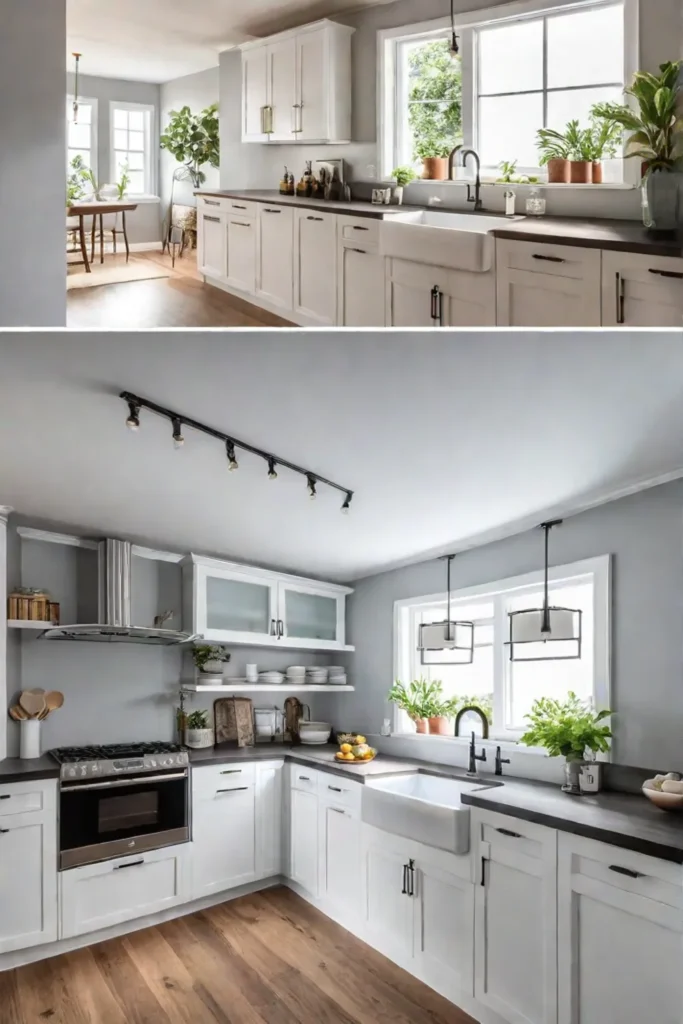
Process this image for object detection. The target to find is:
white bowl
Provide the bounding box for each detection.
[258,671,284,684]
[642,779,683,811]
[287,666,306,674]
[299,722,332,745]
[328,676,347,686]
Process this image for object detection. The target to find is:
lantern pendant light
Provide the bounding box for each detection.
[449,0,460,58]
[418,555,474,665]
[507,520,582,662]
[72,52,82,124]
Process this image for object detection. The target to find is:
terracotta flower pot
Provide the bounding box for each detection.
[546,158,570,184]
[591,161,603,184]
[422,157,449,181]
[428,716,452,736]
[413,718,429,734]
[570,161,593,184]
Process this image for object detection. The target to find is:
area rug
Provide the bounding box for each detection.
[67,262,171,290]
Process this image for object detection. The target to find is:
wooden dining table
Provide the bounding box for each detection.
[66,201,138,273]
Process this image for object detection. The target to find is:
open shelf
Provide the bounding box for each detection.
[7,620,56,630]
[184,682,355,694]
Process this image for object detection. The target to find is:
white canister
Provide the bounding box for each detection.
[246,664,258,683]
[579,762,603,794]
[184,728,214,750]
[20,719,41,760]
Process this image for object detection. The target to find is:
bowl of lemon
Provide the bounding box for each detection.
[335,735,377,764]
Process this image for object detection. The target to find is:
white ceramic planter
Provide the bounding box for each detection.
[20,719,41,759]
[184,728,214,749]
[199,660,225,675]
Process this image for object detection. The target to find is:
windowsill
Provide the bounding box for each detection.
[126,195,160,204]
[409,180,637,192]
[373,732,549,756]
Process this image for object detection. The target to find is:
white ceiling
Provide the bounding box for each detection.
[67,0,386,83]
[1,334,683,582]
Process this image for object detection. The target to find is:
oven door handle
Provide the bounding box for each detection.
[61,771,188,792]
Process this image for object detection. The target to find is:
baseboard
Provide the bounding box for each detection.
[79,240,164,256]
[202,274,325,328]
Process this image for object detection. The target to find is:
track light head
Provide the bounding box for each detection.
[307,475,317,500]
[268,458,278,480]
[126,402,140,431]
[341,492,353,515]
[226,440,239,471]
[172,417,184,448]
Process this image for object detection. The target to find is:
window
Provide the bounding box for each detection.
[67,97,97,176]
[380,0,637,182]
[394,556,610,743]
[110,102,154,196]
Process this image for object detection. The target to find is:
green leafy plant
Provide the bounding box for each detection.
[187,710,210,730]
[391,166,418,187]
[192,644,230,671]
[448,693,493,724]
[116,162,130,200]
[520,692,613,760]
[497,160,518,182]
[160,103,220,187]
[408,40,462,162]
[592,61,683,173]
[587,107,623,161]
[388,678,445,721]
[565,119,594,162]
[66,154,89,204]
[536,126,572,166]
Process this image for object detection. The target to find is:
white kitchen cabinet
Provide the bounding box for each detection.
[198,211,226,279]
[255,761,284,878]
[293,211,337,325]
[290,788,319,896]
[386,258,495,327]
[362,827,415,964]
[339,245,386,327]
[318,779,362,925]
[415,858,475,1006]
[268,37,298,141]
[496,239,601,327]
[60,844,188,939]
[602,250,683,327]
[0,781,58,954]
[226,215,257,294]
[473,808,558,1024]
[192,783,256,899]
[256,204,294,312]
[278,579,346,650]
[242,46,270,142]
[557,833,683,1024]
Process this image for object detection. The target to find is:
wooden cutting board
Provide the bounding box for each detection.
[214,697,254,748]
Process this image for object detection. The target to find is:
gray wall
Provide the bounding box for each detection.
[66,73,162,245]
[219,0,683,220]
[1,1,66,326]
[160,67,220,219]
[327,480,683,773]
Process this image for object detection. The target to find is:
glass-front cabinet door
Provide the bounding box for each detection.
[278,582,345,649]
[196,565,279,644]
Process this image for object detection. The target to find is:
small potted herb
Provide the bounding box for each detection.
[536,127,571,183]
[184,709,214,749]
[587,108,623,184]
[520,692,613,794]
[391,166,418,204]
[565,120,594,184]
[415,139,452,181]
[388,678,443,734]
[192,644,231,676]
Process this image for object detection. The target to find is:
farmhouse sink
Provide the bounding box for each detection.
[362,773,501,855]
[380,210,525,273]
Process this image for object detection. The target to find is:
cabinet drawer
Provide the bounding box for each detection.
[318,773,361,814]
[198,195,229,212]
[291,764,320,792]
[227,199,258,218]
[192,762,256,797]
[339,216,380,247]
[497,238,601,280]
[0,781,48,817]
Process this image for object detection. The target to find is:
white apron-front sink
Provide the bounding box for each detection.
[380,210,524,273]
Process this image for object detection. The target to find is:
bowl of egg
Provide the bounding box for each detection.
[642,772,683,811]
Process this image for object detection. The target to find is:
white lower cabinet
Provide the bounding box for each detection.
[473,809,558,1024]
[557,832,683,1024]
[0,781,58,954]
[191,765,257,899]
[496,239,601,327]
[255,761,284,877]
[290,786,319,896]
[339,245,386,326]
[198,211,226,279]
[226,215,257,294]
[387,258,495,327]
[318,778,362,926]
[60,844,188,940]
[602,250,683,327]
[257,204,294,311]
[294,210,337,325]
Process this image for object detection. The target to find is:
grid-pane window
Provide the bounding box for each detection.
[111,105,152,195]
[67,99,95,173]
[396,36,462,169]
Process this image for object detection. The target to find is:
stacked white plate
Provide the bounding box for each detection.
[286,666,307,685]
[258,671,284,685]
[328,666,348,686]
[306,667,329,685]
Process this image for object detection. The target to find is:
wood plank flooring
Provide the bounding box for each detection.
[66,251,294,329]
[0,887,476,1024]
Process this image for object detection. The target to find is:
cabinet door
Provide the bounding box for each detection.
[558,833,683,1024]
[445,269,496,327]
[474,810,557,1024]
[290,788,319,896]
[362,828,415,966]
[340,246,386,327]
[320,804,361,924]
[268,38,297,141]
[196,564,279,644]
[296,28,328,141]
[415,859,475,1006]
[226,216,256,294]
[257,205,294,312]
[242,46,269,142]
[0,813,57,953]
[294,211,337,325]
[387,260,450,327]
[279,581,344,649]
[496,240,601,327]
[198,213,226,279]
[255,761,283,878]
[192,786,257,899]
[602,250,683,327]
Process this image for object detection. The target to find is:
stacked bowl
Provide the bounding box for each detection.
[258,671,284,685]
[286,666,307,686]
[328,666,347,686]
[306,666,329,686]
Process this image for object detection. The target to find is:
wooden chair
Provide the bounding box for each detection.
[90,211,130,264]
[66,213,91,272]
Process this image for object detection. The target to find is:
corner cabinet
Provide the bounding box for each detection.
[241,20,354,145]
[182,554,353,651]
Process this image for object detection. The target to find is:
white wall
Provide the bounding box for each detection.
[160,67,220,220]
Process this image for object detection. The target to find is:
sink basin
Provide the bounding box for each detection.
[380,210,525,273]
[362,773,499,855]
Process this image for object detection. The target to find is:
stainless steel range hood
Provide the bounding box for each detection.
[40,539,199,645]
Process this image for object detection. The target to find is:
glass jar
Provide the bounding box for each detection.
[526,188,547,216]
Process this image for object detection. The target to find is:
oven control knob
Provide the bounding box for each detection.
[149,759,157,767]
[68,768,76,777]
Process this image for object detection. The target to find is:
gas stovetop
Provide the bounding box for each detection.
[49,742,188,781]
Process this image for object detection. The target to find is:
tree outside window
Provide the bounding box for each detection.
[407,40,463,161]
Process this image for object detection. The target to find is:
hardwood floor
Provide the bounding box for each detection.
[0,887,476,1024]
[66,250,294,329]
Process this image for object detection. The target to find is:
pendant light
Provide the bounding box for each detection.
[72,52,82,124]
[507,520,582,662]
[418,555,474,665]
[449,0,460,58]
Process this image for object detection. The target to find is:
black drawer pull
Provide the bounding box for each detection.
[401,863,408,895]
[232,204,248,210]
[204,199,220,206]
[299,776,311,782]
[328,786,343,793]
[263,208,281,214]
[353,225,369,231]
[232,221,251,228]
[349,248,367,255]
[616,272,625,324]
[216,787,249,794]
[532,254,566,263]
[220,770,241,775]
[0,795,11,800]
[307,216,324,222]
[114,859,144,870]
[0,828,9,834]
[648,268,683,280]
[203,215,221,223]
[609,865,644,879]
[496,828,522,838]
[481,856,486,886]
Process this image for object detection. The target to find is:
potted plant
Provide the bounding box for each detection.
[565,120,594,184]
[520,692,613,794]
[160,103,220,190]
[192,644,230,676]
[593,61,683,232]
[407,39,462,182]
[388,678,443,734]
[537,127,571,183]
[391,166,417,204]
[184,709,214,749]
[116,163,131,200]
[428,692,458,736]
[587,108,623,184]
[415,139,452,181]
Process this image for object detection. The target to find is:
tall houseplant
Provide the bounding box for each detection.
[160,103,220,188]
[520,692,613,794]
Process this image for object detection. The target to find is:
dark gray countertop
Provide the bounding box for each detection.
[0,756,60,783]
[195,189,682,257]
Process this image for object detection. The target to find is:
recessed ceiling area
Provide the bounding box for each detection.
[67,0,389,82]
[1,335,683,582]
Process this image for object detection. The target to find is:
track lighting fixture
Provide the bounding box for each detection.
[120,391,353,512]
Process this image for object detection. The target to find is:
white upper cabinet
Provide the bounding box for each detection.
[182,555,353,650]
[241,20,354,145]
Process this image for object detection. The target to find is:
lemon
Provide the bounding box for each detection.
[340,743,353,754]
[355,735,367,745]
[344,752,355,761]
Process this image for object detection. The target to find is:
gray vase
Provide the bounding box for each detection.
[643,172,681,234]
[562,757,585,795]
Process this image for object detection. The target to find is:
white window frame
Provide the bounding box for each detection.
[66,95,98,180]
[109,100,156,197]
[378,0,639,186]
[393,555,611,747]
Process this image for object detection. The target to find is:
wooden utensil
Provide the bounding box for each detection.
[19,691,46,718]
[37,707,50,721]
[8,705,27,722]
[45,691,64,711]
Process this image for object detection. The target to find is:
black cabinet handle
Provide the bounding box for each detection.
[648,268,683,280]
[203,215,221,224]
[220,769,241,775]
[263,208,281,214]
[349,248,368,255]
[481,856,486,886]
[232,204,248,210]
[0,828,9,834]
[270,619,277,636]
[401,864,408,895]
[408,859,415,897]
[616,272,625,324]
[328,786,343,793]
[307,216,324,222]
[216,786,249,793]
[609,865,645,879]
[277,619,284,638]
[353,225,369,231]
[113,859,144,870]
[532,254,566,263]
[0,795,11,800]
[299,776,311,781]
[496,828,522,839]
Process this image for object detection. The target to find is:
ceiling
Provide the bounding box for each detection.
[1,335,683,582]
[67,0,387,82]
